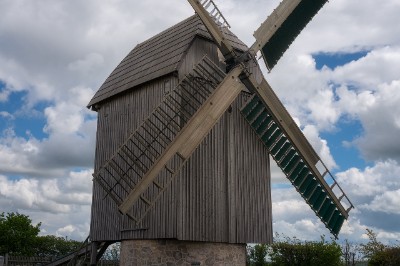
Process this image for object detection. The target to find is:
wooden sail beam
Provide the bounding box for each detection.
[187,0,236,61]
[251,0,301,53]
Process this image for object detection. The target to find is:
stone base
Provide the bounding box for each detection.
[120,239,246,265]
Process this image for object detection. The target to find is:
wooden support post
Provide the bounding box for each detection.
[90,241,99,266]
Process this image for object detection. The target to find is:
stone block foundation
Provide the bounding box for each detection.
[120,239,246,265]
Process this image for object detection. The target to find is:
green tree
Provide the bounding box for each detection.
[368,246,400,266]
[359,229,386,260]
[0,212,41,256]
[34,235,81,258]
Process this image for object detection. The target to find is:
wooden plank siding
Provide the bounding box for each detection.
[89,17,272,244]
[91,75,177,241]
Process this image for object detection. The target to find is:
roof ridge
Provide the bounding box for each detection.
[135,15,201,49]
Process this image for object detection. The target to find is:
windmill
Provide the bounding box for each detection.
[87,0,354,264]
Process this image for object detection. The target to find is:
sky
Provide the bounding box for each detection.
[0,0,399,245]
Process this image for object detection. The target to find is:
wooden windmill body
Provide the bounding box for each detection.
[87,0,353,264]
[89,14,272,244]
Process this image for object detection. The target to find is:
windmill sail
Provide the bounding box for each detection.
[93,57,244,223]
[239,67,353,237]
[252,0,329,70]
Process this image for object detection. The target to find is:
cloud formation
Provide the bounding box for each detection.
[0,0,399,244]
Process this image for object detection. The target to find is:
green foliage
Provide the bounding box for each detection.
[268,235,342,266]
[34,235,81,258]
[247,235,342,266]
[368,246,400,266]
[358,228,400,265]
[0,212,81,258]
[0,212,41,256]
[247,244,269,266]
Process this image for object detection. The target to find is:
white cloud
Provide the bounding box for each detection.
[270,158,287,183]
[0,169,92,212]
[273,219,329,242]
[0,169,92,240]
[363,189,400,215]
[332,47,400,90]
[288,0,400,54]
[0,111,14,119]
[335,160,400,236]
[68,53,104,73]
[0,82,96,177]
[353,80,400,161]
[272,186,332,240]
[56,224,81,238]
[337,160,400,198]
[0,88,11,102]
[335,85,375,116]
[0,119,96,177]
[302,125,337,169]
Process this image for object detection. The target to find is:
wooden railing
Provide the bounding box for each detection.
[2,254,52,266]
[0,254,119,266]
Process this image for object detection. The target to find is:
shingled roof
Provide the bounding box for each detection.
[87,15,247,108]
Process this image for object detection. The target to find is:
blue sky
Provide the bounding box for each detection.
[314,51,370,71]
[0,89,48,140]
[1,0,400,245]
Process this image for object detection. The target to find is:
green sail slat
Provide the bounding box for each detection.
[261,123,279,142]
[256,115,273,135]
[313,192,327,211]
[293,168,309,185]
[318,200,331,218]
[332,214,345,235]
[242,96,259,115]
[289,162,306,181]
[298,176,313,193]
[322,203,336,222]
[270,136,288,155]
[283,154,300,174]
[275,142,292,161]
[303,178,318,200]
[309,186,322,206]
[265,128,282,148]
[246,102,264,122]
[252,111,268,129]
[328,210,341,233]
[329,210,340,227]
[280,149,296,168]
